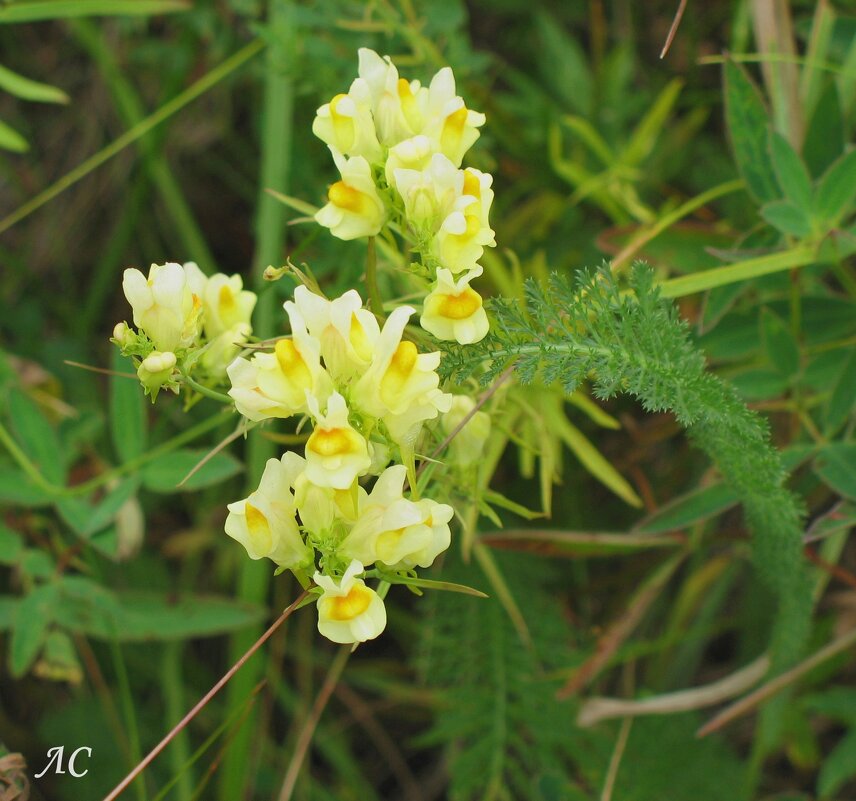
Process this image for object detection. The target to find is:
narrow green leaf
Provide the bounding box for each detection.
[481,529,680,558]
[0,597,17,631]
[814,444,856,500]
[9,584,57,677]
[818,729,856,799]
[760,200,812,237]
[0,0,189,23]
[825,347,856,434]
[723,61,778,203]
[761,308,800,378]
[635,483,739,534]
[0,118,28,152]
[813,148,856,227]
[533,10,592,116]
[0,64,68,103]
[769,131,813,212]
[660,246,815,297]
[141,448,241,492]
[7,389,66,484]
[376,571,488,598]
[623,78,683,166]
[110,351,146,462]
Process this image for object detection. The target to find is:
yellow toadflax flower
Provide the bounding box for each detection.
[288,286,380,383]
[312,80,383,163]
[305,391,372,490]
[339,465,453,570]
[314,560,387,644]
[315,150,386,241]
[122,262,204,352]
[225,453,314,569]
[352,306,452,447]
[227,305,332,422]
[421,66,486,166]
[201,273,257,339]
[420,266,489,344]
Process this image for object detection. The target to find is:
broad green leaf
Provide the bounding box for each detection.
[723,61,778,203]
[731,368,790,401]
[534,11,592,117]
[481,529,680,558]
[0,1,189,23]
[0,117,27,152]
[825,347,856,434]
[813,148,856,227]
[9,584,57,677]
[761,308,800,378]
[32,630,82,683]
[110,351,146,462]
[0,522,23,565]
[0,64,68,103]
[56,478,140,537]
[813,444,856,500]
[54,578,265,640]
[7,389,65,484]
[818,729,856,799]
[0,597,17,630]
[803,80,845,178]
[760,200,812,237]
[769,131,813,212]
[20,548,55,578]
[141,448,242,492]
[636,483,739,534]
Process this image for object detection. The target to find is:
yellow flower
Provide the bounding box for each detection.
[312,81,383,162]
[315,150,386,240]
[384,134,434,191]
[136,350,177,398]
[202,273,257,339]
[421,67,485,166]
[200,322,252,377]
[305,392,372,490]
[393,152,463,233]
[357,48,427,146]
[227,305,332,422]
[314,560,387,644]
[122,262,203,352]
[420,266,489,344]
[352,306,452,446]
[288,286,380,383]
[440,395,492,467]
[434,169,495,274]
[339,465,453,569]
[225,453,313,568]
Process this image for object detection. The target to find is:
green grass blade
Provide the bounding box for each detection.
[0,0,189,23]
[0,64,68,103]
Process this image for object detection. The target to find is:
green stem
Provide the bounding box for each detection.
[0,38,265,235]
[161,643,193,801]
[365,236,385,318]
[181,375,234,404]
[220,3,296,798]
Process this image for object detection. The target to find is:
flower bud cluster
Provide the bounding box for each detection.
[313,49,493,345]
[111,262,257,399]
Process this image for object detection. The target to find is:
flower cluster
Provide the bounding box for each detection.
[110,51,494,647]
[112,261,257,400]
[225,285,462,643]
[313,48,493,345]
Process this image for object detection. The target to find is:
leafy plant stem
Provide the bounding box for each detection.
[365,236,384,317]
[180,375,233,404]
